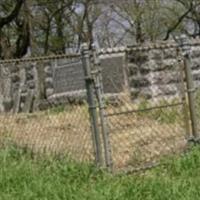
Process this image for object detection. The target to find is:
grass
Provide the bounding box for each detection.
[0,145,200,199]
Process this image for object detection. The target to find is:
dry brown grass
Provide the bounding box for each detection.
[0,106,93,162]
[107,113,187,170]
[0,104,187,170]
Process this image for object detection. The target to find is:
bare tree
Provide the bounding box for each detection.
[0,0,32,59]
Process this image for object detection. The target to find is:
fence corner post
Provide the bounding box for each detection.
[178,35,200,142]
[81,43,103,167]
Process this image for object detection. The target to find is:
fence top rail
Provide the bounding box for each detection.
[98,39,200,55]
[0,53,81,64]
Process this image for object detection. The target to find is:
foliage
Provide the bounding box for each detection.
[0,145,200,199]
[1,0,200,59]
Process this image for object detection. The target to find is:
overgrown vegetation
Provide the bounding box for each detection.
[0,145,200,199]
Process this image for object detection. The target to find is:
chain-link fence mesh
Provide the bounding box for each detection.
[100,47,188,172]
[0,40,200,173]
[0,55,94,163]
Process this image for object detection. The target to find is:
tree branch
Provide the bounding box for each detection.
[0,0,25,28]
[163,3,193,40]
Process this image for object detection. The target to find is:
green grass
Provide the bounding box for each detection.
[1,145,200,199]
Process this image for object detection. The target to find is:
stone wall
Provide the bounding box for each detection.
[126,42,200,102]
[127,46,181,101]
[41,53,127,108]
[0,61,37,112]
[1,39,200,113]
[0,53,126,112]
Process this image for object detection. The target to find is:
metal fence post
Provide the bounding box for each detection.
[178,35,200,142]
[91,45,113,171]
[81,43,103,166]
[177,50,191,140]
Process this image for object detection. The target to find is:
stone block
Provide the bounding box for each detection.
[150,71,179,85]
[191,46,200,58]
[192,70,200,81]
[46,88,54,97]
[25,63,35,71]
[149,49,163,60]
[11,73,20,83]
[139,65,151,75]
[45,77,54,88]
[128,63,138,76]
[128,51,149,65]
[3,99,13,112]
[44,66,53,77]
[28,82,35,89]
[151,84,178,97]
[129,77,150,88]
[191,58,200,70]
[10,64,19,73]
[26,71,34,81]
[163,48,177,59]
[147,59,177,72]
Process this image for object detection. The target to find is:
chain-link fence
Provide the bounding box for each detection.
[0,38,200,173]
[92,38,200,172]
[0,54,94,163]
[96,45,188,172]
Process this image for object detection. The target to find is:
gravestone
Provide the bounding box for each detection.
[100,53,126,93]
[53,58,85,94]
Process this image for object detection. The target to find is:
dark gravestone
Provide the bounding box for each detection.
[52,55,126,96]
[53,59,85,94]
[100,54,125,93]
